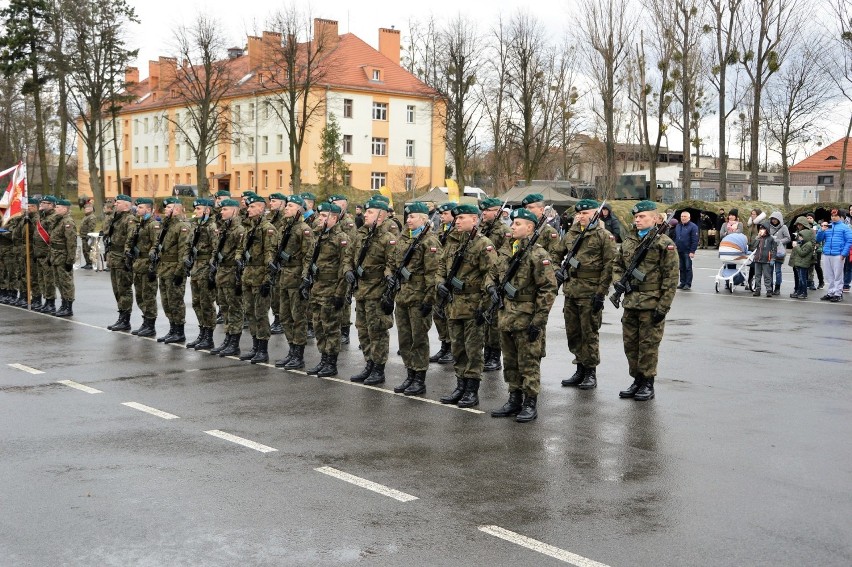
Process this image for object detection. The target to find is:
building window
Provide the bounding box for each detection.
[234,139,240,157]
[371,137,387,156]
[134,147,139,163]
[263,170,268,190]
[405,139,414,158]
[144,118,149,133]
[262,136,269,155]
[343,98,353,118]
[185,145,191,160]
[174,112,180,127]
[248,102,255,121]
[248,170,254,188]
[372,102,387,121]
[406,105,415,123]
[277,169,283,189]
[276,134,284,154]
[175,143,181,161]
[405,173,414,191]
[153,146,159,162]
[235,171,241,188]
[343,171,351,186]
[342,134,352,155]
[372,69,381,81]
[370,172,386,190]
[248,137,255,156]
[234,105,240,122]
[186,173,192,184]
[144,146,149,162]
[263,101,270,120]
[106,149,112,163]
[817,175,834,185]
[153,174,159,189]
[134,119,139,135]
[165,174,170,188]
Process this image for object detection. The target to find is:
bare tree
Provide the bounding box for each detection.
[479,15,516,193]
[553,41,585,182]
[827,0,852,201]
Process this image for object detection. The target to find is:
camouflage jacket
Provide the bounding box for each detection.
[276,217,314,289]
[439,230,498,320]
[495,239,557,331]
[482,218,512,253]
[211,218,246,282]
[394,227,441,306]
[267,209,287,232]
[613,227,678,313]
[31,211,56,257]
[128,215,161,274]
[351,222,397,301]
[188,216,218,278]
[236,217,277,285]
[107,211,135,265]
[49,213,77,261]
[303,223,351,299]
[339,212,358,240]
[538,222,565,262]
[561,222,617,298]
[79,213,97,237]
[155,216,192,277]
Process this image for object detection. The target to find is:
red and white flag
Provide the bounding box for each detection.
[0,162,27,227]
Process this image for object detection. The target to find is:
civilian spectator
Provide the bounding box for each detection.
[768,211,790,295]
[806,213,824,289]
[674,211,699,290]
[745,209,765,290]
[719,209,744,239]
[699,213,714,249]
[844,206,852,292]
[714,207,726,248]
[750,221,777,297]
[816,208,852,302]
[600,204,622,243]
[788,217,814,299]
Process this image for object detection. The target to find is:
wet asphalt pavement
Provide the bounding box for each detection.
[1,250,851,566]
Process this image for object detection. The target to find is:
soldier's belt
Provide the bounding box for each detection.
[507,294,535,302]
[571,269,603,279]
[248,261,265,267]
[358,273,384,282]
[453,289,480,295]
[316,272,339,282]
[161,254,178,262]
[195,254,211,261]
[404,274,425,282]
[632,283,662,292]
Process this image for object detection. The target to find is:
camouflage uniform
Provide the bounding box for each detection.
[267,209,287,325]
[49,212,77,301]
[156,216,192,325]
[305,223,351,357]
[351,222,397,367]
[337,212,359,339]
[79,212,97,265]
[214,219,246,336]
[276,217,314,347]
[481,218,514,362]
[7,216,24,295]
[236,216,277,341]
[538,223,565,261]
[431,222,454,349]
[128,215,161,320]
[107,211,136,313]
[33,211,57,304]
[25,214,41,299]
[188,216,218,328]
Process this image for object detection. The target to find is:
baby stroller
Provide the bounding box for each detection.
[715,233,754,293]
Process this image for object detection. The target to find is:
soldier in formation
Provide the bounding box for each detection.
[478,197,512,372]
[428,201,456,365]
[79,203,97,270]
[49,199,77,317]
[127,198,161,337]
[210,199,247,357]
[105,195,136,332]
[155,197,192,343]
[185,198,218,350]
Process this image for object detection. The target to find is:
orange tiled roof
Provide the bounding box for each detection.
[790,137,852,172]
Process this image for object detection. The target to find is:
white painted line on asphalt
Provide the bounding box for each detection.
[479,525,611,567]
[56,380,102,394]
[8,363,44,374]
[204,430,277,453]
[318,375,486,414]
[121,402,179,420]
[314,466,418,503]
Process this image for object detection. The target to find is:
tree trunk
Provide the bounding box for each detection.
[111,110,122,196]
[749,78,762,200]
[54,72,68,197]
[86,139,102,214]
[838,114,852,203]
[781,140,790,209]
[718,74,727,201]
[196,157,208,197]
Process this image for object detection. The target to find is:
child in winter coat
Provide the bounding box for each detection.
[788,216,815,299]
[750,221,777,297]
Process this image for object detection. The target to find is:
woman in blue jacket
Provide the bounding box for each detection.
[815,208,852,302]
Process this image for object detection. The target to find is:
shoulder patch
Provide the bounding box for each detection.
[65,223,71,228]
[667,244,674,250]
[550,232,557,238]
[486,245,494,252]
[609,234,615,240]
[340,240,348,246]
[504,232,511,238]
[267,229,275,235]
[430,246,437,253]
[153,223,161,229]
[303,229,311,236]
[542,259,551,266]
[389,240,397,245]
[180,227,188,232]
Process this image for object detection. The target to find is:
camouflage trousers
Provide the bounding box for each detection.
[448,318,485,381]
[25,252,40,297]
[279,286,308,346]
[271,285,280,318]
[111,267,134,311]
[159,271,186,323]
[485,320,501,350]
[36,256,55,299]
[622,308,666,379]
[133,272,159,319]
[216,269,243,335]
[501,329,545,396]
[82,240,93,265]
[395,303,432,371]
[12,247,24,288]
[242,284,271,340]
[355,299,393,364]
[190,268,217,327]
[51,254,75,301]
[339,297,352,329]
[0,249,8,288]
[563,295,604,368]
[433,311,449,342]
[310,295,342,355]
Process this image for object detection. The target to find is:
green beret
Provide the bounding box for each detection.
[41,195,57,204]
[479,197,502,210]
[28,197,40,205]
[317,202,341,214]
[328,194,347,202]
[437,201,458,213]
[404,202,430,215]
[300,191,317,201]
[510,208,538,224]
[215,190,231,198]
[521,193,544,206]
[631,200,657,215]
[575,199,599,212]
[56,198,72,207]
[452,204,479,217]
[269,193,287,201]
[366,200,391,212]
[241,190,257,198]
[134,197,154,206]
[162,196,181,206]
[193,198,213,208]
[115,194,132,203]
[219,198,239,208]
[371,194,390,204]
[287,195,306,208]
[246,195,266,205]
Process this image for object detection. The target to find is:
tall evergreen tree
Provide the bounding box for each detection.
[315,113,349,193]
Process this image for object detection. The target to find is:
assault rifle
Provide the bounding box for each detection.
[207,218,231,290]
[348,217,380,299]
[147,213,172,282]
[482,197,510,240]
[481,214,548,325]
[235,222,259,296]
[434,223,480,319]
[438,218,456,246]
[268,219,295,286]
[609,213,674,309]
[184,218,205,277]
[380,224,432,315]
[124,223,141,272]
[299,217,330,301]
[555,201,606,288]
[103,211,121,255]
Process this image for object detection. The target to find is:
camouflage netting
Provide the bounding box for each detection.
[785,202,852,225]
[607,200,779,232]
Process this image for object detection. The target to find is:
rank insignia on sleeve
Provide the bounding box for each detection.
[542,259,551,265]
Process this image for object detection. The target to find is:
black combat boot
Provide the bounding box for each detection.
[440,377,466,404]
[186,327,205,348]
[578,366,597,390]
[404,370,426,396]
[284,345,306,370]
[210,333,231,355]
[55,300,74,317]
[136,318,157,338]
[306,353,327,375]
[219,333,241,357]
[429,341,452,363]
[0,289,8,304]
[317,353,338,377]
[364,363,386,385]
[515,395,538,423]
[633,376,655,401]
[41,297,56,315]
[340,325,351,345]
[194,327,215,350]
[561,363,586,387]
[28,294,42,311]
[350,360,374,383]
[619,375,643,399]
[773,284,780,296]
[239,336,259,360]
[157,322,175,342]
[113,310,132,332]
[250,339,269,364]
[164,323,185,343]
[457,379,480,408]
[307,323,315,339]
[394,368,415,393]
[270,315,283,335]
[483,347,502,371]
[275,344,295,367]
[13,291,27,307]
[491,390,523,418]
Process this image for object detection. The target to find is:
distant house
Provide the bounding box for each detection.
[790,137,852,202]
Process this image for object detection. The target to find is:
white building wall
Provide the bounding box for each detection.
[329,91,375,165]
[388,99,431,167]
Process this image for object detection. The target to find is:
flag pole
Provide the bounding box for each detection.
[25,212,32,309]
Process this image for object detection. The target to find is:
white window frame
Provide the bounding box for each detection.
[342,134,352,155]
[405,139,415,159]
[372,102,388,121]
[371,137,387,157]
[370,172,386,190]
[406,105,415,124]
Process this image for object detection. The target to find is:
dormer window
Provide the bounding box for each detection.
[372,69,381,81]
[825,155,838,160]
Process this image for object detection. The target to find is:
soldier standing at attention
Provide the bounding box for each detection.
[522,193,565,261]
[79,203,97,269]
[105,195,136,332]
[391,202,441,396]
[368,194,401,236]
[155,197,192,344]
[32,196,57,313]
[126,198,160,338]
[272,195,314,370]
[490,208,557,422]
[429,201,457,365]
[300,202,351,377]
[24,198,42,309]
[479,197,513,372]
[210,200,247,357]
[558,199,617,390]
[185,198,218,350]
[267,193,288,336]
[49,199,77,317]
[437,204,498,408]
[613,201,678,401]
[300,192,318,228]
[347,199,397,385]
[235,195,277,364]
[329,194,358,345]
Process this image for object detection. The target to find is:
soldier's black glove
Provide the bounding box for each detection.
[380,298,395,315]
[475,308,487,326]
[98,230,104,237]
[183,258,194,273]
[260,281,271,297]
[651,309,666,325]
[147,271,157,282]
[332,296,344,310]
[419,303,432,317]
[46,258,52,267]
[235,259,245,273]
[436,282,450,299]
[613,281,627,295]
[172,273,184,286]
[207,276,216,291]
[344,270,356,285]
[555,268,567,286]
[385,274,397,290]
[527,324,541,342]
[64,263,74,272]
[299,278,311,301]
[486,285,500,307]
[592,294,605,313]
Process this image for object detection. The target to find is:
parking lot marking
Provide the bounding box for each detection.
[204,430,277,453]
[8,363,44,375]
[478,525,611,567]
[121,402,179,420]
[318,375,486,414]
[56,380,102,394]
[314,466,418,502]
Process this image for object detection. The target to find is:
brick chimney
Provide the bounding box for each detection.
[247,35,263,70]
[125,66,139,85]
[314,18,339,50]
[158,57,177,91]
[379,28,400,65]
[148,60,160,91]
